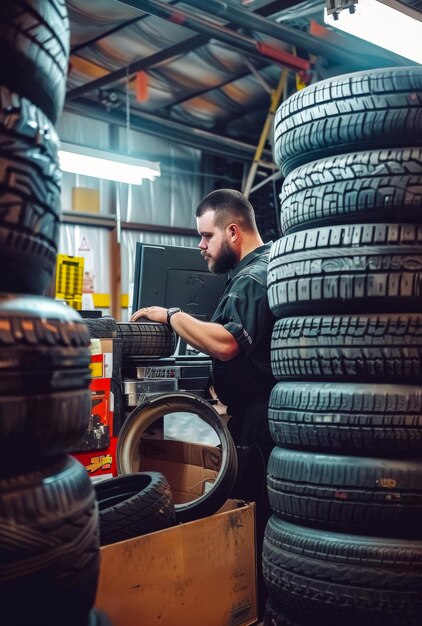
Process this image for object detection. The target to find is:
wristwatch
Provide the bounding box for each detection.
[167,307,182,326]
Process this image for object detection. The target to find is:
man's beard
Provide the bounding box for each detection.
[210,239,237,274]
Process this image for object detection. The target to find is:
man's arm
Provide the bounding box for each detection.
[130,306,240,361]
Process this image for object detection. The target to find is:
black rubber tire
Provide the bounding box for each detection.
[0,0,69,123]
[0,88,61,294]
[271,314,422,382]
[0,294,91,395]
[274,66,422,175]
[280,148,422,235]
[84,317,118,339]
[95,472,176,546]
[0,388,91,469]
[267,447,422,538]
[0,455,99,626]
[84,319,177,357]
[263,516,422,626]
[264,598,303,626]
[268,223,422,317]
[117,321,177,358]
[269,381,422,456]
[117,392,238,523]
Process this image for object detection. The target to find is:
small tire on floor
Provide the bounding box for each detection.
[95,472,176,546]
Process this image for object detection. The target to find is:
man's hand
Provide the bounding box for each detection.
[130,306,168,324]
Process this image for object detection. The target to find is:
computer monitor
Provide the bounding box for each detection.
[132,243,227,321]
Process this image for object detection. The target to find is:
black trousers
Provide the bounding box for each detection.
[227,399,273,619]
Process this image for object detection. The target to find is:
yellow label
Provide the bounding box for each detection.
[296,74,306,91]
[90,361,103,378]
[378,478,397,489]
[55,254,84,310]
[86,454,113,473]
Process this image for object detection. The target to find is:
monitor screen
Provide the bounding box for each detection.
[132,243,227,321]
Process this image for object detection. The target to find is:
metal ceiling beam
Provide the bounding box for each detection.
[70,0,180,55]
[257,1,303,17]
[70,15,145,55]
[67,33,208,100]
[114,0,310,72]
[64,97,274,164]
[67,0,301,105]
[180,0,397,69]
[156,62,271,113]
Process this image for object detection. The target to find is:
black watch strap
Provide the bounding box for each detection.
[167,307,182,325]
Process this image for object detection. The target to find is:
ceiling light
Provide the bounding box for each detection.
[58,142,161,185]
[324,0,422,64]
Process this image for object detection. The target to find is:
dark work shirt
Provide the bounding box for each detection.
[211,242,276,427]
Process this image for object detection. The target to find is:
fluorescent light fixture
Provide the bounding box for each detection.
[324,0,422,64]
[58,142,161,185]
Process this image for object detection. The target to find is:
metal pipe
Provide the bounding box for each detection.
[61,211,198,236]
[115,0,310,72]
[64,97,275,164]
[179,0,395,69]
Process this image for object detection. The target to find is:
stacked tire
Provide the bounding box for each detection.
[264,66,422,626]
[0,3,101,626]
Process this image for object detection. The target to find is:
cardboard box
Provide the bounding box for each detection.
[139,438,221,504]
[90,339,113,378]
[95,500,257,626]
[72,187,100,214]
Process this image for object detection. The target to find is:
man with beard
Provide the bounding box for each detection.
[130,189,276,615]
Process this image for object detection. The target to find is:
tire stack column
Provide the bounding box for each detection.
[263,66,422,626]
[0,3,100,625]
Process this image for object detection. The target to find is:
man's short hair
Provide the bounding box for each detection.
[195,189,257,232]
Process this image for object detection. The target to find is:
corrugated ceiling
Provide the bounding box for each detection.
[64,0,419,159]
